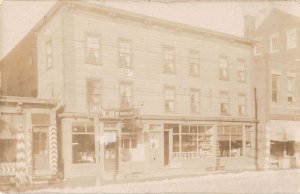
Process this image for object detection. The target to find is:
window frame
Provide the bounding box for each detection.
[87,78,102,108]
[220,91,230,116]
[163,46,175,74]
[237,59,246,82]
[190,89,201,113]
[269,33,280,53]
[189,50,200,76]
[254,37,262,56]
[271,74,280,103]
[45,40,53,69]
[238,93,247,116]
[219,56,229,81]
[287,76,295,105]
[84,33,101,65]
[164,86,176,112]
[119,81,133,109]
[118,38,132,68]
[286,29,297,49]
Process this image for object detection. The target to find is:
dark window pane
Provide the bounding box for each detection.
[72,134,95,164]
[0,140,17,162]
[72,124,85,133]
[218,134,230,157]
[181,125,189,133]
[198,126,206,133]
[190,126,197,133]
[231,135,242,157]
[181,135,197,152]
[173,135,179,152]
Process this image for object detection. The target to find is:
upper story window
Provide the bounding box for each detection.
[87,79,101,107]
[119,39,132,68]
[46,40,53,69]
[120,82,132,109]
[219,56,229,80]
[238,94,246,116]
[220,91,230,115]
[189,50,199,76]
[237,59,246,82]
[271,74,279,103]
[163,46,175,73]
[85,35,101,64]
[287,29,297,49]
[287,77,295,104]
[165,86,175,112]
[190,89,200,113]
[254,38,262,55]
[269,33,280,53]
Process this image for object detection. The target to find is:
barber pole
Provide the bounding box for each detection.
[49,124,58,175]
[15,128,27,189]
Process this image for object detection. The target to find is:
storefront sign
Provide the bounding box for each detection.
[119,109,136,118]
[89,104,137,119]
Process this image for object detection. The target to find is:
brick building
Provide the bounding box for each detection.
[245,9,300,169]
[1,1,256,182]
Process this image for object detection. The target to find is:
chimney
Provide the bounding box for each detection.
[244,15,256,38]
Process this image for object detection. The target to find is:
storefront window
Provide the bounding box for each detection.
[217,125,243,157]
[72,123,95,164]
[0,139,17,162]
[271,141,295,157]
[172,124,214,159]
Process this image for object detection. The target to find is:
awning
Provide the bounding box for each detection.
[270,120,300,142]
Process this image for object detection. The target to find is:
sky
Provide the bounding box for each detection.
[1,0,300,60]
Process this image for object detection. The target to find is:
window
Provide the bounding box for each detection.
[237,60,246,82]
[219,57,229,80]
[220,91,230,115]
[271,74,279,103]
[287,29,297,49]
[87,79,101,107]
[0,140,17,163]
[172,124,214,160]
[217,125,243,157]
[120,82,132,109]
[287,77,295,104]
[121,122,140,162]
[245,126,254,157]
[119,39,131,68]
[121,134,137,149]
[165,87,175,112]
[72,123,95,164]
[254,38,262,55]
[85,35,100,64]
[163,47,175,73]
[190,90,200,113]
[270,33,279,53]
[189,50,199,76]
[46,40,53,69]
[238,94,246,116]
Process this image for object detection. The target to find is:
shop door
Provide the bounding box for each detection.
[32,126,50,175]
[149,132,161,169]
[104,131,118,171]
[164,131,170,166]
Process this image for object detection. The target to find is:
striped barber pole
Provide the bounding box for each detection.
[0,163,16,176]
[264,124,271,170]
[49,124,58,175]
[25,132,32,182]
[15,129,27,189]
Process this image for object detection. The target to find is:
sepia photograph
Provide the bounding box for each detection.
[0,0,300,193]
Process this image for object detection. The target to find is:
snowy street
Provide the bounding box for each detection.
[35,169,300,193]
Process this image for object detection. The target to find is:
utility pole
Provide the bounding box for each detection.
[254,87,258,170]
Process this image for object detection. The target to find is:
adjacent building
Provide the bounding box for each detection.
[245,9,300,169]
[0,1,257,183]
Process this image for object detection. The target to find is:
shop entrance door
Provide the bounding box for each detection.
[164,130,170,166]
[32,126,50,175]
[104,130,118,171]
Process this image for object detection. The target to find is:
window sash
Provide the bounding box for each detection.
[191,91,200,113]
[219,58,228,80]
[87,80,101,105]
[271,75,279,103]
[119,40,131,67]
[164,48,175,72]
[287,29,297,49]
[270,34,279,52]
[237,61,246,81]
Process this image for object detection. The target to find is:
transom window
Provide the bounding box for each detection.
[217,125,243,157]
[270,33,280,53]
[163,47,175,73]
[220,91,230,115]
[219,56,229,80]
[189,50,199,76]
[287,29,297,49]
[119,39,131,68]
[85,35,101,64]
[120,82,132,109]
[164,87,175,112]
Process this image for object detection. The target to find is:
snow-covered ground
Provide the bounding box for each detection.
[33,169,300,193]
